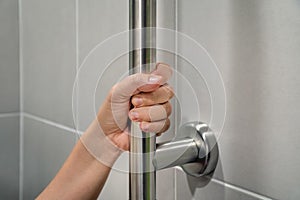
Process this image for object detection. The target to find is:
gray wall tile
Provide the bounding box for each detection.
[177,0,300,199]
[78,0,128,63]
[0,116,19,200]
[157,169,175,200]
[0,0,19,113]
[22,0,76,127]
[157,0,176,29]
[98,169,128,200]
[23,117,76,199]
[77,0,128,131]
[0,2,20,199]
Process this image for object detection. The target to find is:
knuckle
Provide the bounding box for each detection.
[166,118,170,126]
[167,86,174,98]
[150,91,159,102]
[131,94,143,106]
[156,132,162,136]
[164,119,170,130]
[164,102,172,116]
[140,92,156,105]
[157,119,170,134]
[161,84,174,100]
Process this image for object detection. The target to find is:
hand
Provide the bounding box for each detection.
[97,63,173,151]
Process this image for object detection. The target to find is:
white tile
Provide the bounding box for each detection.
[22,117,76,199]
[22,0,76,127]
[0,116,19,199]
[177,0,300,199]
[0,0,19,113]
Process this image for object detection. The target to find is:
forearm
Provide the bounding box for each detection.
[37,140,112,200]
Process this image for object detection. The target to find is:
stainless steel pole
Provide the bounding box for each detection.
[129,0,156,200]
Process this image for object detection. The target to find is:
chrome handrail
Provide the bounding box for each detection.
[129,0,157,200]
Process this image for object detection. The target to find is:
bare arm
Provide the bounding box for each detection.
[37,140,111,200]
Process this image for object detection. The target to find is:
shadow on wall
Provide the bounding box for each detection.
[187,159,224,198]
[175,158,225,200]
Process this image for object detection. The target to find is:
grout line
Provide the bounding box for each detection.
[23,112,83,135]
[18,0,24,198]
[0,112,20,118]
[211,178,274,200]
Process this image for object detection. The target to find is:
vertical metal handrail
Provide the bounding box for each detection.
[129,0,156,199]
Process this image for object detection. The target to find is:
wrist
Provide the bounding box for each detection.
[80,119,123,167]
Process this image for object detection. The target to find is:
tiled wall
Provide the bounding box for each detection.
[1,0,299,199]
[22,117,76,199]
[0,0,20,199]
[176,0,300,199]
[20,0,77,199]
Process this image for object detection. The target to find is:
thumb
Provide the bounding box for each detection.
[111,73,163,103]
[138,63,172,92]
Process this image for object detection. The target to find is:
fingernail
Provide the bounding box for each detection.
[133,97,143,106]
[130,111,139,119]
[148,75,162,83]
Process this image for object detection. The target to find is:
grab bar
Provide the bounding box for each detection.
[129,0,157,200]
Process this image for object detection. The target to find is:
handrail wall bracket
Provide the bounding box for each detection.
[153,121,219,177]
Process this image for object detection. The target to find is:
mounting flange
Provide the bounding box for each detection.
[177,121,219,177]
[153,121,219,177]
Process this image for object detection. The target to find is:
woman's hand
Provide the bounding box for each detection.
[80,63,173,167]
[97,63,173,151]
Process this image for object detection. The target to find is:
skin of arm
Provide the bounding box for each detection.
[37,140,112,200]
[36,63,173,200]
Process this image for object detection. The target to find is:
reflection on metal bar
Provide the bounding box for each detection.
[129,0,156,200]
[153,138,199,170]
